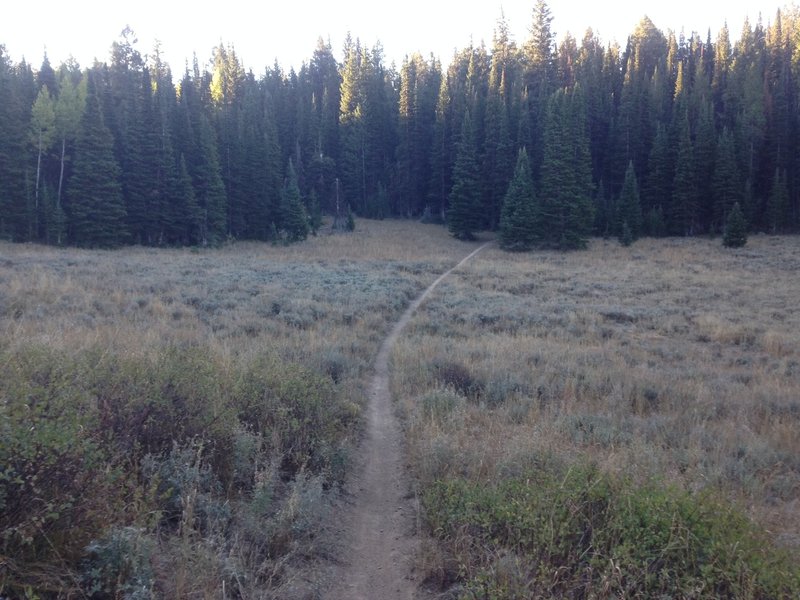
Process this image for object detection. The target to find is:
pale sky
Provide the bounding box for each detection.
[1,1,786,74]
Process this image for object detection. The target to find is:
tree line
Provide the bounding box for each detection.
[0,2,798,248]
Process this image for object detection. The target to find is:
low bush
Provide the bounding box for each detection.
[424,464,800,598]
[0,344,359,597]
[234,354,359,483]
[1,347,123,577]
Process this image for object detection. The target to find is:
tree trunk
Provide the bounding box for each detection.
[57,137,66,245]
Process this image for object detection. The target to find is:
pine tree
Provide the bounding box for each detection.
[671,112,697,235]
[0,46,30,241]
[620,221,634,246]
[176,69,227,245]
[766,168,788,234]
[693,102,716,232]
[593,179,614,237]
[499,147,538,250]
[617,160,642,241]
[482,62,513,230]
[308,189,323,234]
[162,153,201,245]
[124,68,162,244]
[429,72,453,221]
[643,123,672,234]
[447,111,482,240]
[539,87,594,249]
[712,127,741,233]
[309,37,341,163]
[723,202,747,247]
[66,71,127,247]
[280,159,309,242]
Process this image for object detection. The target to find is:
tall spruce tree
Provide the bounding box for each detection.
[723,201,747,247]
[280,159,310,242]
[766,168,789,234]
[482,55,514,230]
[617,160,642,241]
[712,127,741,233]
[671,112,697,235]
[447,110,482,240]
[176,69,227,245]
[0,46,31,241]
[539,87,594,249]
[499,147,538,250]
[66,71,127,247]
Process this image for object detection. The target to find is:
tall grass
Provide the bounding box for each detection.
[393,235,800,597]
[0,221,472,598]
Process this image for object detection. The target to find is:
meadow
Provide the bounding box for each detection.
[393,234,800,597]
[2,222,799,598]
[0,222,470,598]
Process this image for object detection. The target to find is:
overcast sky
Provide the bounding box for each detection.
[1,1,784,73]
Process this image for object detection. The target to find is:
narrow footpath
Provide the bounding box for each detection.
[325,242,490,600]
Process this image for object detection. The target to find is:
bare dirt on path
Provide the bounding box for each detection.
[324,242,490,600]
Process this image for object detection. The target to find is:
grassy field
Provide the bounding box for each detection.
[0,221,471,598]
[2,223,799,598]
[393,234,800,597]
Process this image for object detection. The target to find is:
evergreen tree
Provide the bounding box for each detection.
[124,68,162,244]
[499,147,538,250]
[0,46,31,241]
[176,69,227,245]
[1,8,800,245]
[593,179,614,237]
[723,201,747,247]
[539,87,594,249]
[766,168,788,234]
[280,159,309,242]
[447,111,482,240]
[308,189,323,233]
[66,71,127,247]
[309,37,341,163]
[712,127,741,233]
[162,153,201,245]
[482,55,513,229]
[429,71,454,221]
[693,102,716,232]
[620,221,634,246]
[671,113,697,235]
[617,160,642,241]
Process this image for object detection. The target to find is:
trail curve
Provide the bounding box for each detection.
[325,242,490,600]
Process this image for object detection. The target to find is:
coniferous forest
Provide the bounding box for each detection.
[1,2,799,248]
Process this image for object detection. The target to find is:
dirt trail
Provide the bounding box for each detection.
[325,243,490,600]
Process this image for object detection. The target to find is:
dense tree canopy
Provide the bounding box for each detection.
[1,5,799,247]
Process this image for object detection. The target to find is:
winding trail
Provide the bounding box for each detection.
[326,242,490,600]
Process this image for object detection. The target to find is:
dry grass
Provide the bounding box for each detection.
[393,234,800,592]
[3,224,799,597]
[0,220,469,357]
[0,220,474,598]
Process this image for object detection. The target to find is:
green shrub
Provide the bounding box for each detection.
[140,444,230,532]
[81,527,155,599]
[424,465,800,598]
[1,347,121,576]
[85,346,237,483]
[234,354,359,482]
[1,342,360,597]
[419,387,466,422]
[432,360,483,398]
